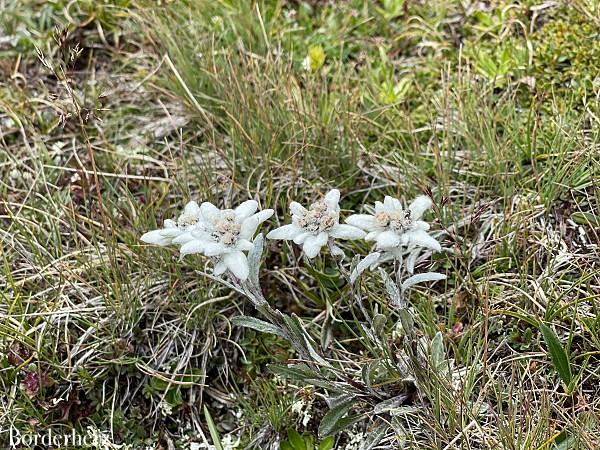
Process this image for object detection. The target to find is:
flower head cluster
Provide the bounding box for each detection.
[141,200,273,280]
[346,195,440,261]
[140,200,203,247]
[141,191,442,279]
[266,189,365,258]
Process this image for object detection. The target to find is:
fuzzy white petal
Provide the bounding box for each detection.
[223,251,250,280]
[329,224,366,240]
[213,261,227,276]
[190,229,211,240]
[239,209,273,239]
[376,230,402,249]
[293,231,312,244]
[204,242,226,256]
[163,219,177,228]
[183,201,201,217]
[160,228,183,238]
[406,229,441,251]
[141,230,172,246]
[324,189,340,211]
[254,209,274,223]
[330,244,345,258]
[374,201,385,213]
[302,232,328,258]
[266,223,302,240]
[384,196,402,212]
[345,214,377,232]
[235,200,258,220]
[365,231,381,242]
[289,202,307,216]
[408,196,432,220]
[236,239,254,251]
[200,202,220,222]
[415,220,430,231]
[180,239,206,256]
[172,232,195,245]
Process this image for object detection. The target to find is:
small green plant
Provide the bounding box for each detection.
[280,429,334,450]
[539,322,574,393]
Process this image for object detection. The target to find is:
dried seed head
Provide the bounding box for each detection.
[177,213,198,228]
[319,214,335,231]
[388,210,413,233]
[213,216,242,246]
[375,212,390,227]
[298,202,336,234]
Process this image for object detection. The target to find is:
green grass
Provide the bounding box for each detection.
[1,0,600,448]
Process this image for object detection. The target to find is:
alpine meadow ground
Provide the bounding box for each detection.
[1,1,599,449]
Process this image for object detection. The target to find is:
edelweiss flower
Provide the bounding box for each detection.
[140,201,202,247]
[266,189,365,258]
[346,195,440,254]
[179,200,273,280]
[141,200,273,281]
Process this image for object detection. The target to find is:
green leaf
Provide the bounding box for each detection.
[231,316,284,338]
[318,436,335,450]
[318,396,357,437]
[539,322,573,388]
[321,314,333,351]
[203,406,224,450]
[552,430,575,450]
[320,415,363,437]
[571,211,600,227]
[287,429,306,450]
[398,309,415,338]
[284,313,327,365]
[372,314,387,335]
[267,363,316,381]
[359,423,388,450]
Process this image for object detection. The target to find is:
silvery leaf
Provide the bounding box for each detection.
[398,309,415,338]
[284,314,328,365]
[232,316,284,338]
[373,394,411,414]
[431,331,445,370]
[247,233,264,286]
[372,313,387,335]
[379,268,404,308]
[319,395,359,437]
[401,272,446,293]
[350,252,380,283]
[406,247,422,274]
[321,315,333,351]
[359,423,389,450]
[330,244,345,258]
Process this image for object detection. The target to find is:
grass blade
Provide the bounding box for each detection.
[203,405,224,450]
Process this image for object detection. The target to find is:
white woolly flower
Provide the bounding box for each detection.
[179,200,273,280]
[346,195,440,255]
[140,201,202,247]
[266,189,366,259]
[141,199,273,281]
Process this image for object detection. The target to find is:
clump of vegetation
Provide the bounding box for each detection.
[532,8,600,100]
